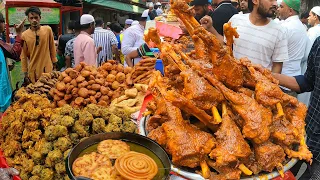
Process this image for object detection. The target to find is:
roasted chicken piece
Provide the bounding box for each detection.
[195,71,272,144]
[271,114,299,146]
[253,141,286,173]
[148,101,216,168]
[284,103,312,162]
[207,159,242,180]
[209,104,251,166]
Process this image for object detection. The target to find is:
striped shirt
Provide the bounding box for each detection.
[93,27,118,65]
[229,14,289,69]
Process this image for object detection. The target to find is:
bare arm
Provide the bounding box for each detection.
[271,62,283,73]
[125,50,139,67]
[65,55,71,68]
[273,73,301,92]
[200,16,224,44]
[112,44,120,62]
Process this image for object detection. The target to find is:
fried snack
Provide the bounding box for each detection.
[72,152,112,178]
[97,140,130,159]
[115,151,158,180]
[91,166,122,180]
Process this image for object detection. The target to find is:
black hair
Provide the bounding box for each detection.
[154,5,159,9]
[300,12,309,19]
[74,20,81,31]
[110,22,123,33]
[81,23,93,30]
[25,6,41,16]
[68,20,75,30]
[95,17,104,27]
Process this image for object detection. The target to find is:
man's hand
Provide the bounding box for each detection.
[97,46,102,54]
[178,18,189,34]
[200,15,213,31]
[14,18,26,36]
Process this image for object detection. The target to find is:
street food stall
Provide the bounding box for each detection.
[2,0,62,43]
[0,0,312,179]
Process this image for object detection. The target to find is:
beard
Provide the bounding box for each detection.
[257,3,276,18]
[195,12,207,22]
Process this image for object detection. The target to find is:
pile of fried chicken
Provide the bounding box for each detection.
[144,0,313,179]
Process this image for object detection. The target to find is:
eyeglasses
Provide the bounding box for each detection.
[35,34,39,46]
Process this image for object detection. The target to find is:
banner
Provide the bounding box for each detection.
[8,7,60,25]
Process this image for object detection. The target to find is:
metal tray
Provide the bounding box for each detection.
[139,116,298,180]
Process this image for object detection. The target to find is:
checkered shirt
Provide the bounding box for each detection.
[295,37,320,163]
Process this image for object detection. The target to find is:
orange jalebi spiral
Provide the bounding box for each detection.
[115,151,158,180]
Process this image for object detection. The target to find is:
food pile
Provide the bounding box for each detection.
[142,0,313,179]
[109,84,149,114]
[15,71,61,100]
[72,140,158,180]
[0,94,137,180]
[126,58,157,85]
[50,61,132,108]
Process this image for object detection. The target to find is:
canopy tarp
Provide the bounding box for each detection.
[85,0,145,14]
[4,0,61,7]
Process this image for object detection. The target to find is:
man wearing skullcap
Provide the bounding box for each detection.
[124,19,133,30]
[307,6,320,45]
[277,0,310,97]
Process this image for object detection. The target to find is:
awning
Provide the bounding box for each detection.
[85,0,146,14]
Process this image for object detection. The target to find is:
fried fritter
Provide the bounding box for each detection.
[64,149,71,159]
[69,133,80,145]
[72,152,112,178]
[44,125,68,141]
[72,121,89,137]
[19,170,30,180]
[109,114,122,124]
[22,141,34,149]
[91,166,122,180]
[83,104,101,117]
[25,121,40,131]
[92,118,106,133]
[40,168,54,180]
[30,130,42,141]
[29,176,41,180]
[97,140,130,159]
[45,149,63,167]
[54,137,72,152]
[31,165,44,175]
[59,104,73,115]
[121,121,136,133]
[55,162,66,174]
[105,123,121,132]
[78,110,94,126]
[2,140,21,157]
[26,148,42,164]
[34,138,53,155]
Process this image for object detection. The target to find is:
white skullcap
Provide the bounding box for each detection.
[80,14,95,25]
[142,9,149,18]
[311,6,320,16]
[277,0,282,6]
[156,2,161,5]
[132,20,139,25]
[149,2,154,7]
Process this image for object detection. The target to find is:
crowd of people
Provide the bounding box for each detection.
[1,0,320,178]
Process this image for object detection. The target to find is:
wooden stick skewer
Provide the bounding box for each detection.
[212,106,222,124]
[239,164,253,175]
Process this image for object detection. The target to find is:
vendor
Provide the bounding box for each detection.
[273,36,320,179]
[0,13,25,114]
[121,10,148,67]
[21,6,58,84]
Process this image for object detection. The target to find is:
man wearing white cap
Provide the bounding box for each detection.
[121,10,148,67]
[124,19,133,29]
[148,3,157,20]
[155,2,163,16]
[74,14,97,66]
[277,0,310,97]
[308,6,320,45]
